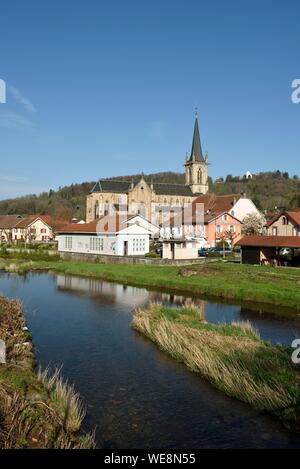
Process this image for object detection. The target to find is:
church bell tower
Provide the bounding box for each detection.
[185,111,209,194]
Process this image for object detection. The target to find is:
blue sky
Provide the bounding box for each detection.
[0,0,299,199]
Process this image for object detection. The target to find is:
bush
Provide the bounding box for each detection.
[145,251,159,258]
[207,251,221,258]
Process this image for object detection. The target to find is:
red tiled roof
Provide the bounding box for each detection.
[266,210,300,228]
[0,215,23,229]
[237,235,300,248]
[192,193,241,215]
[14,215,69,231]
[58,215,128,234]
[15,216,40,229]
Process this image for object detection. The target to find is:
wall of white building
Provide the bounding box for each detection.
[163,241,199,260]
[58,231,150,256]
[230,198,262,222]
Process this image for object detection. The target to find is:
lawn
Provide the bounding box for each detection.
[1,256,300,313]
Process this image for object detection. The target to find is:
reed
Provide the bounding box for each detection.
[133,303,300,423]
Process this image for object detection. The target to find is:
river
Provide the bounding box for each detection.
[0,271,300,449]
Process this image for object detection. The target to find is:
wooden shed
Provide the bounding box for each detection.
[236,236,300,266]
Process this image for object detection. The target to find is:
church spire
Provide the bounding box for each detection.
[188,110,204,163]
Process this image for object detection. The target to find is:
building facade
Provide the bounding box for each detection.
[266,211,300,237]
[86,114,209,224]
[58,216,151,256]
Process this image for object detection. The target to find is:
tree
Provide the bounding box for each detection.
[218,230,237,258]
[242,213,266,236]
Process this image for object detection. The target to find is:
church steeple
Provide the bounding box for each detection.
[185,110,209,194]
[188,111,204,163]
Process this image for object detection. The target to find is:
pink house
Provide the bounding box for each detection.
[204,211,242,247]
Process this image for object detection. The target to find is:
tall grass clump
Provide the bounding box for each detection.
[132,303,300,427]
[37,367,86,433]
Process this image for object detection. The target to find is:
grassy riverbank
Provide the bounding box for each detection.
[132,303,300,429]
[1,255,300,314]
[0,296,95,449]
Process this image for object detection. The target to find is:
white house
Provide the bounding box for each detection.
[12,216,53,242]
[125,214,159,238]
[228,197,261,222]
[58,215,151,256]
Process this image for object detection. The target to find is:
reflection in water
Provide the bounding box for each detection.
[1,271,300,448]
[57,274,300,346]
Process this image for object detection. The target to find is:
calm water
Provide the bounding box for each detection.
[1,271,300,449]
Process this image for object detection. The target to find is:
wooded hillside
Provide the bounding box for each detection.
[0,170,299,219]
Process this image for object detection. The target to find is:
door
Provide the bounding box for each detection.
[170,242,175,260]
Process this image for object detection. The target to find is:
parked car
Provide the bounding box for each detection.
[211,246,232,254]
[198,248,210,257]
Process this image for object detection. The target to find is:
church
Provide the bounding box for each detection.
[86,113,209,224]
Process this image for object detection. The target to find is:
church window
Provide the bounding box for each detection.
[104,200,109,216]
[197,169,202,184]
[94,201,100,220]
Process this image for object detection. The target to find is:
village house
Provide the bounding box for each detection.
[203,211,242,247]
[191,192,261,223]
[57,215,151,257]
[160,208,242,248]
[12,216,53,242]
[0,215,23,243]
[159,193,247,247]
[266,210,300,237]
[86,113,209,224]
[0,214,69,243]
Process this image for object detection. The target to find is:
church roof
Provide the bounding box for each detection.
[91,179,196,197]
[91,180,131,193]
[187,114,205,163]
[152,183,195,196]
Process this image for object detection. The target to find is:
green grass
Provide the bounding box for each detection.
[0,295,95,449]
[1,256,300,314]
[132,303,300,426]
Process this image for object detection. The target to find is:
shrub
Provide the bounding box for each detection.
[145,251,159,258]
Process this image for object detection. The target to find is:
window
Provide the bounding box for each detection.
[223,214,228,221]
[65,236,72,250]
[229,225,235,232]
[272,227,278,236]
[282,216,288,225]
[197,169,202,184]
[94,201,100,219]
[293,228,298,237]
[41,228,47,234]
[90,237,104,251]
[216,225,221,234]
[104,200,109,216]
